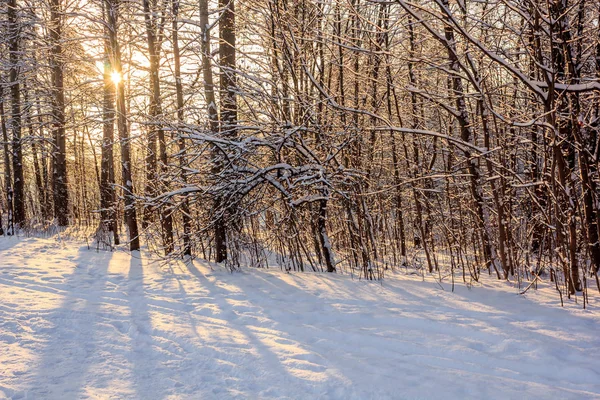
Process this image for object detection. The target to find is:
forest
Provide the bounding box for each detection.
[1,0,600,303]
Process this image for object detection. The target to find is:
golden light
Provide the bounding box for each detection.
[111,71,122,85]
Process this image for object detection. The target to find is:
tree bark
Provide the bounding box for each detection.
[105,0,140,251]
[143,0,173,254]
[49,0,69,226]
[100,20,119,245]
[214,0,237,263]
[172,0,192,256]
[8,0,25,226]
[0,85,13,235]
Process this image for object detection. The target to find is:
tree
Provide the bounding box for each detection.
[7,0,25,226]
[141,0,174,254]
[49,0,70,226]
[99,11,119,245]
[214,0,237,263]
[0,84,13,235]
[171,0,191,256]
[105,0,140,251]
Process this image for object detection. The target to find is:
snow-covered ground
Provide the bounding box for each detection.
[0,236,599,399]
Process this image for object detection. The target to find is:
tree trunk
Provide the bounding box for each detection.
[439,0,496,277]
[0,85,13,235]
[105,0,139,251]
[8,0,25,226]
[214,0,237,263]
[100,27,119,245]
[318,195,335,272]
[172,0,192,256]
[49,0,69,226]
[23,86,46,221]
[143,0,173,254]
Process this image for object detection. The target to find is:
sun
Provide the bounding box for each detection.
[111,71,122,85]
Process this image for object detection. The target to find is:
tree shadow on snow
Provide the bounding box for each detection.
[125,252,166,399]
[181,261,345,397]
[24,246,113,399]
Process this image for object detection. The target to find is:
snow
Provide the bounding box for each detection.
[1,236,599,399]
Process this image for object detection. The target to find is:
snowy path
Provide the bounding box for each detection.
[1,237,599,399]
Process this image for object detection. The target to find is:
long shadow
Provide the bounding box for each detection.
[163,258,208,348]
[381,275,600,348]
[125,252,166,399]
[185,262,600,397]
[25,246,113,399]
[183,261,339,395]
